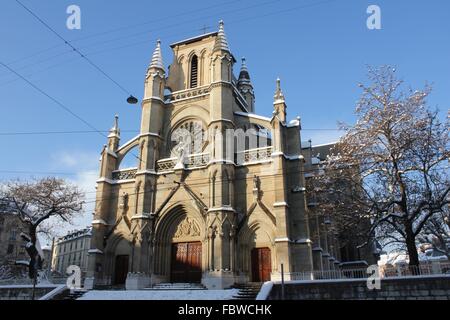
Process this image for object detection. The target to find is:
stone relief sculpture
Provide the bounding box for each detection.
[173,217,201,239]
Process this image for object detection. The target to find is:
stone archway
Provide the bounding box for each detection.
[237,221,275,282]
[153,204,205,283]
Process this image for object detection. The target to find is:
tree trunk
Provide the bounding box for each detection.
[405,223,420,274]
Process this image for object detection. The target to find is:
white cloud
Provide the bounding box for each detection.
[51,150,99,170]
[40,150,100,244]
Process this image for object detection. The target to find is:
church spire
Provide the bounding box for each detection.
[273,78,286,122]
[274,77,285,102]
[238,57,251,84]
[149,39,164,71]
[213,20,230,53]
[238,57,255,112]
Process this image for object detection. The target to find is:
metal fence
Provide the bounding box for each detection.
[289,261,450,281]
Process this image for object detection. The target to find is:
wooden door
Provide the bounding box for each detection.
[251,247,272,282]
[171,242,202,283]
[114,255,129,285]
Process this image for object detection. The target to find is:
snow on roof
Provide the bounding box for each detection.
[169,31,218,48]
[234,111,272,122]
[56,226,92,243]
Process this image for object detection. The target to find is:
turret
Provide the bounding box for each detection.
[107,114,120,151]
[211,21,233,85]
[99,115,120,178]
[237,57,255,112]
[144,40,165,101]
[273,78,286,122]
[141,40,166,138]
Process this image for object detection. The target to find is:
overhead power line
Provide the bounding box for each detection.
[14,0,134,97]
[0,61,107,138]
[3,0,337,83]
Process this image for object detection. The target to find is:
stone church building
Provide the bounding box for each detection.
[85,21,374,290]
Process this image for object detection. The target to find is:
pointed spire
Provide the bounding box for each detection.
[238,57,250,83]
[149,39,164,70]
[213,20,230,53]
[274,77,285,102]
[109,114,120,138]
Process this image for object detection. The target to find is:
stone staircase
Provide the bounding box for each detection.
[145,283,207,290]
[60,289,87,300]
[231,282,262,300]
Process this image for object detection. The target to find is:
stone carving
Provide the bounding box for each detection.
[119,192,129,210]
[173,217,201,239]
[253,175,260,190]
[112,168,137,180]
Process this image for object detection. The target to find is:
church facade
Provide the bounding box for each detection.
[85,22,368,290]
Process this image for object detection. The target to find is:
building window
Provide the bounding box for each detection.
[190,55,198,88]
[7,244,14,254]
[9,229,17,241]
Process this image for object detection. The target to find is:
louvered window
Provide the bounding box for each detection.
[190,55,198,88]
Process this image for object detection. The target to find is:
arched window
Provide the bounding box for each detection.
[190,55,198,88]
[170,120,205,157]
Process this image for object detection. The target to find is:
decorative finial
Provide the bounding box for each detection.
[274,77,285,101]
[213,20,230,52]
[109,114,120,137]
[114,114,119,129]
[149,39,164,70]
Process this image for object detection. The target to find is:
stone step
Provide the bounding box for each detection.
[62,290,87,300]
[231,283,262,300]
[145,283,207,290]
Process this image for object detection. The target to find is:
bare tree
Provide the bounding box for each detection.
[307,160,373,254]
[1,177,84,258]
[317,66,450,268]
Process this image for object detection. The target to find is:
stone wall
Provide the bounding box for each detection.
[268,276,450,300]
[0,285,57,300]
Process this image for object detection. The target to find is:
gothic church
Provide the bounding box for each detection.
[85,21,371,289]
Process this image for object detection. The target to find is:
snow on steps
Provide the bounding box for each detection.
[231,282,262,300]
[145,283,207,290]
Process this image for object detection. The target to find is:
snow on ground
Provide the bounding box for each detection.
[78,289,239,300]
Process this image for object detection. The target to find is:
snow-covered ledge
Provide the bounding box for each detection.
[256,281,273,300]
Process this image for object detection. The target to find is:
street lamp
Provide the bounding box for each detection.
[127,95,138,104]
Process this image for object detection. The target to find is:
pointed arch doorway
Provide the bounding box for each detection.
[154,204,205,283]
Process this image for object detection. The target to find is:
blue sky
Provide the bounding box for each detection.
[1,0,449,238]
